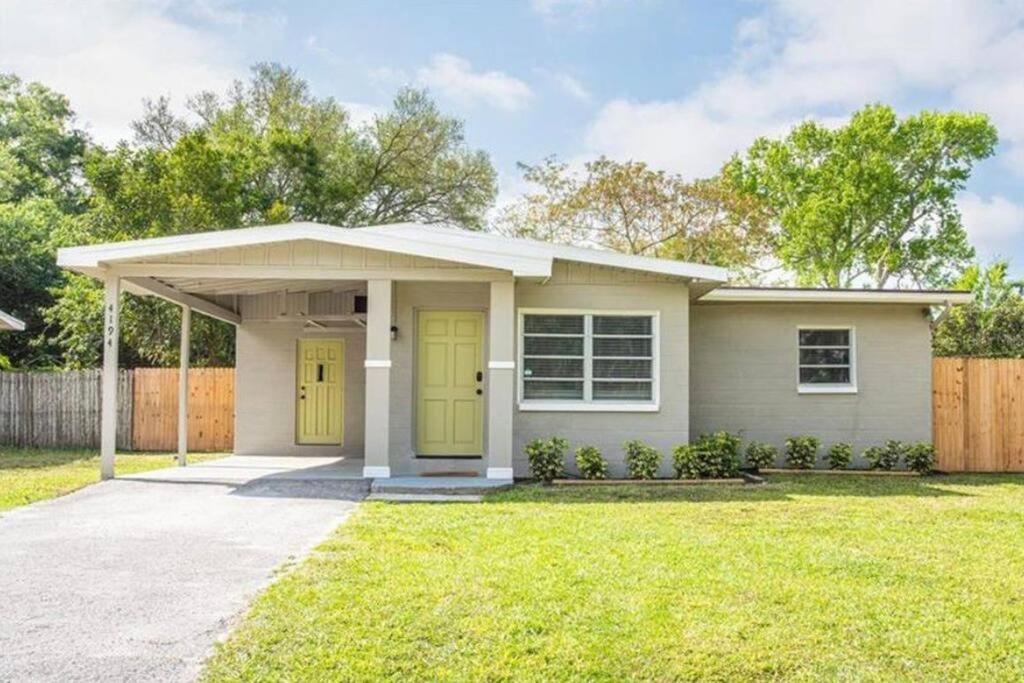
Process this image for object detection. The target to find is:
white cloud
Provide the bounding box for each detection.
[416,54,533,111]
[958,192,1024,261]
[0,0,248,144]
[552,72,591,102]
[582,0,1024,178]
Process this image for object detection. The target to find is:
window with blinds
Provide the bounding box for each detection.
[521,312,656,405]
[797,327,856,391]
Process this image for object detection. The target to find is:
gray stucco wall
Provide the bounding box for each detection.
[512,274,690,478]
[234,322,366,457]
[690,303,932,467]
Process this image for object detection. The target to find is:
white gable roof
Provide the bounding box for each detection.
[56,221,730,283]
[0,310,26,331]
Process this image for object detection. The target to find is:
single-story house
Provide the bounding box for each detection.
[57,222,971,480]
[0,310,26,331]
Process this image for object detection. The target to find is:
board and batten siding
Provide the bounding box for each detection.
[512,262,690,478]
[690,303,932,465]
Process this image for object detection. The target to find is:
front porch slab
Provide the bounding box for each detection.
[121,455,365,486]
[370,476,513,496]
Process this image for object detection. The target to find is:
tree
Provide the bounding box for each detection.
[494,156,772,277]
[724,104,997,288]
[0,73,88,368]
[46,63,497,367]
[933,261,1024,358]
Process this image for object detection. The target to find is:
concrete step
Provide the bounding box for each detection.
[370,476,513,496]
[366,492,483,503]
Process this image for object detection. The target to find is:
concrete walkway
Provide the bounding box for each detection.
[0,457,367,683]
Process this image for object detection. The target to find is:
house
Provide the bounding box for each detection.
[57,222,971,480]
[0,310,26,331]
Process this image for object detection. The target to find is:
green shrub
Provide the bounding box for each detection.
[785,436,820,469]
[525,437,568,482]
[674,431,742,479]
[624,440,662,479]
[826,442,853,470]
[864,440,905,470]
[745,441,778,471]
[574,445,608,480]
[905,442,936,474]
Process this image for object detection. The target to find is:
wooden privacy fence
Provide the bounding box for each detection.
[132,368,235,452]
[0,368,234,452]
[933,358,1024,472]
[0,370,133,450]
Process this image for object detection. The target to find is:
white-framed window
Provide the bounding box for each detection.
[518,309,659,411]
[797,326,857,394]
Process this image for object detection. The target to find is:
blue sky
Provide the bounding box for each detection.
[2,0,1023,274]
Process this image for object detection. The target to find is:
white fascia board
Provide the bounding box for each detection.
[0,310,26,331]
[701,288,974,305]
[57,222,550,277]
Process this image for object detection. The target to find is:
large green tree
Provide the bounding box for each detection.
[0,73,88,368]
[46,63,497,368]
[494,156,773,278]
[724,104,997,287]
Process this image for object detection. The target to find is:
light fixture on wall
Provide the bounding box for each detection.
[391,325,399,340]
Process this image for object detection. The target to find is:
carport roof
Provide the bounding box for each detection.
[56,221,731,284]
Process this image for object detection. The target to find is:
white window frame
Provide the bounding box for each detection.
[517,308,660,412]
[797,325,857,394]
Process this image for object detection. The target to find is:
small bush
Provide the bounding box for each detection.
[574,445,608,480]
[864,440,905,470]
[525,437,568,483]
[674,431,742,479]
[745,441,778,471]
[905,442,936,474]
[624,440,662,479]
[826,442,853,470]
[785,435,820,469]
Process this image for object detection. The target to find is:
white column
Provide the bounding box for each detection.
[100,274,120,480]
[177,305,190,466]
[486,280,515,480]
[363,279,392,478]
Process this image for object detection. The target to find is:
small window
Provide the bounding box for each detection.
[798,327,855,393]
[520,311,657,409]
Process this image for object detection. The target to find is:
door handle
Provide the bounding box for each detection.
[300,385,306,400]
[476,371,483,382]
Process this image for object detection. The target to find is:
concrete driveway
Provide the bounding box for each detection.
[0,457,367,682]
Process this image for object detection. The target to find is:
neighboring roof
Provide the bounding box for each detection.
[0,310,26,331]
[701,286,974,305]
[56,221,731,284]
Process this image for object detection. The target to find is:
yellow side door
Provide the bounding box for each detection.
[296,339,344,445]
[416,310,484,456]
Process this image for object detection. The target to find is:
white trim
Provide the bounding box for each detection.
[362,465,391,478]
[797,325,857,394]
[703,287,973,305]
[0,310,25,331]
[518,402,660,412]
[488,360,515,369]
[486,467,514,480]
[517,308,660,412]
[364,359,392,369]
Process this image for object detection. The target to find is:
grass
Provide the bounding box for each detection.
[204,474,1024,682]
[0,447,225,512]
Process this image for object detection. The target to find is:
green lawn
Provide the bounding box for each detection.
[0,447,225,512]
[204,475,1024,682]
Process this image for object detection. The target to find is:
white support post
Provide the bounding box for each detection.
[486,281,515,480]
[177,305,190,466]
[100,274,120,480]
[363,279,392,479]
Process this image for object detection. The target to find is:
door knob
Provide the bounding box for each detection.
[476,371,483,382]
[476,389,482,395]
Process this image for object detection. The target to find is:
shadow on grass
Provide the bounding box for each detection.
[0,448,98,470]
[485,474,1024,504]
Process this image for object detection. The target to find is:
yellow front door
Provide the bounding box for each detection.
[416,310,484,456]
[296,339,344,445]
